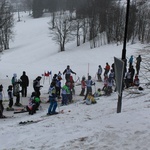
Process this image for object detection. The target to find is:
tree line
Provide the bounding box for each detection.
[0,0,149,52]
[0,0,14,51]
[31,0,150,51]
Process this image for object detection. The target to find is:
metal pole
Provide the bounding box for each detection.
[117,0,130,113]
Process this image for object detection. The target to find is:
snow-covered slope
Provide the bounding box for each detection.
[0,12,150,150]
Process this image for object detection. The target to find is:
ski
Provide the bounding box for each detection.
[19,119,44,126]
[41,110,64,118]
[14,109,28,114]
[6,107,25,111]
[0,115,14,119]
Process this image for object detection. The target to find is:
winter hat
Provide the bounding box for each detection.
[13,73,17,77]
[8,85,13,90]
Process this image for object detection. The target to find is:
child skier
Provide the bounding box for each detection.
[6,85,14,111]
[84,75,95,100]
[97,65,102,81]
[133,75,140,87]
[33,76,43,97]
[13,79,22,106]
[61,82,70,105]
[26,92,40,115]
[47,81,58,115]
[93,88,103,97]
[85,92,97,105]
[79,76,86,96]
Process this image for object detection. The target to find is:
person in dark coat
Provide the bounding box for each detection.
[33,76,43,97]
[20,71,29,97]
[130,65,135,84]
[136,55,142,75]
[0,85,4,118]
[63,65,76,82]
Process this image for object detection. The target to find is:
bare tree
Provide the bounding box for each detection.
[49,12,75,52]
[0,0,14,51]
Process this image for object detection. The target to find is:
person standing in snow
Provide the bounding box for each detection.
[33,76,43,97]
[12,73,17,92]
[133,75,140,87]
[7,85,14,110]
[20,71,29,97]
[84,75,95,100]
[128,55,133,68]
[97,65,102,81]
[136,55,142,75]
[125,68,132,88]
[79,76,86,96]
[47,81,58,115]
[104,63,110,76]
[56,77,62,99]
[61,82,70,105]
[12,74,22,106]
[130,65,135,84]
[0,84,5,118]
[13,79,22,106]
[63,65,76,82]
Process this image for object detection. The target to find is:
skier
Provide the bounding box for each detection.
[33,76,43,97]
[56,76,62,99]
[102,75,109,95]
[97,65,102,81]
[107,77,113,95]
[20,71,29,97]
[57,71,62,80]
[130,65,135,84]
[63,65,76,82]
[13,79,22,106]
[26,92,40,115]
[0,84,5,118]
[104,63,110,76]
[128,55,133,68]
[12,73,17,91]
[136,55,142,75]
[133,75,140,87]
[61,82,70,105]
[85,92,97,105]
[93,88,103,97]
[79,76,86,96]
[84,75,95,100]
[47,81,58,115]
[125,68,132,88]
[69,75,75,100]
[6,85,14,111]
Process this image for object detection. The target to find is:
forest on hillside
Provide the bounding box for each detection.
[0,0,150,52]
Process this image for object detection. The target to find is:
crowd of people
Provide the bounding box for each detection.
[0,55,143,117]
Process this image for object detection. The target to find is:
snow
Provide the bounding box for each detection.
[0,12,150,150]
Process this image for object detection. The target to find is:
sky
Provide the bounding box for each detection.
[0,11,150,150]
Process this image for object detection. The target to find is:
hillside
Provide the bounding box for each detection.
[0,12,150,150]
